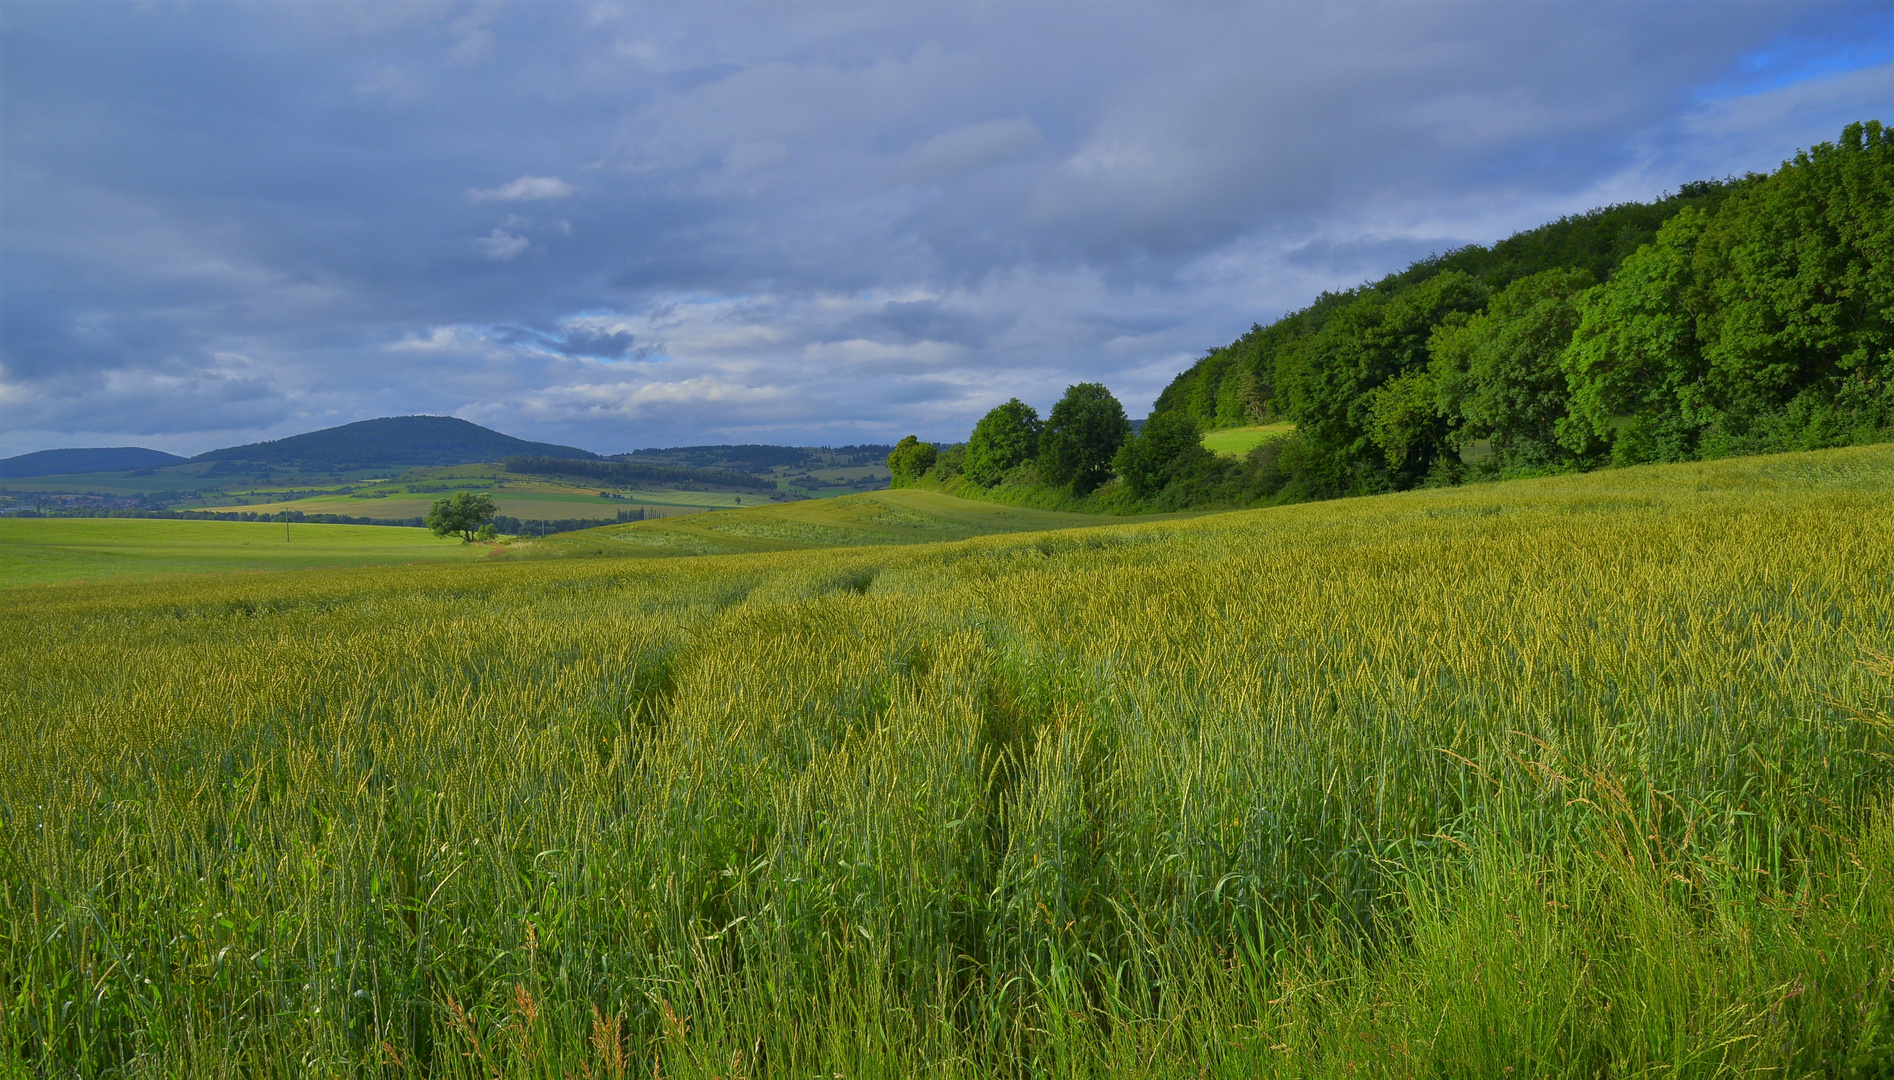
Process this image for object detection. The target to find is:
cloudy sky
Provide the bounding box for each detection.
[3,1,1891,456]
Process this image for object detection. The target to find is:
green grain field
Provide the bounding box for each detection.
[0,517,495,588]
[552,488,1139,557]
[4,445,1893,1077]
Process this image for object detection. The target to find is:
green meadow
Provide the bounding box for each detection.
[204,480,756,522]
[4,445,1893,1076]
[1199,422,1294,457]
[548,488,1139,557]
[0,517,494,588]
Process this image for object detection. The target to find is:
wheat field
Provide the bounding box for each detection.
[4,446,1892,1077]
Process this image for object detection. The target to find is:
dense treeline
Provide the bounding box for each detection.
[912,122,1891,512]
[491,509,644,536]
[1141,120,1893,505]
[501,455,777,491]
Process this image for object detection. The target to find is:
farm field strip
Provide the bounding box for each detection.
[0,517,497,587]
[4,444,1893,1076]
[573,487,1137,555]
[202,486,758,520]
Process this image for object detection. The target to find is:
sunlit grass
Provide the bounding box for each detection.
[560,488,1131,556]
[0,517,494,587]
[1201,422,1295,456]
[4,444,1892,1076]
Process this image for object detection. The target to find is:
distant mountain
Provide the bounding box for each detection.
[0,446,186,479]
[194,416,598,471]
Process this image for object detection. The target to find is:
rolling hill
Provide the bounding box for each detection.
[0,447,185,479]
[192,415,597,471]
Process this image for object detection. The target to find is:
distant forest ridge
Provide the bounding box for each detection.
[501,455,778,492]
[0,447,186,479]
[193,416,597,471]
[7,422,904,482]
[617,443,896,472]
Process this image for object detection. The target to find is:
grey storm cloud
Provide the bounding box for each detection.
[2,0,1891,455]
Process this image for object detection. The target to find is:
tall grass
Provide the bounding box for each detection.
[4,446,1893,1077]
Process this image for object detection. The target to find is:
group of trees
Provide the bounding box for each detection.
[890,383,1134,496]
[891,122,1889,511]
[1140,120,1892,504]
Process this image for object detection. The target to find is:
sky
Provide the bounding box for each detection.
[3,1,1892,457]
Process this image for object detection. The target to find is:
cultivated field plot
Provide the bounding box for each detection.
[4,446,1893,1076]
[209,481,751,522]
[0,517,492,587]
[561,488,1131,556]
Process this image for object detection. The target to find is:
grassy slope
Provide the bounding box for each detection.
[5,445,1894,1076]
[0,490,1125,587]
[0,517,496,588]
[540,487,1133,556]
[1201,422,1295,456]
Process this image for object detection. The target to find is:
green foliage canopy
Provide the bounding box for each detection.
[1039,383,1130,493]
[425,491,498,542]
[1408,266,1596,474]
[932,443,966,480]
[1289,270,1490,490]
[931,122,1889,515]
[1119,120,1890,510]
[1113,410,1208,497]
[886,436,939,487]
[962,399,1042,487]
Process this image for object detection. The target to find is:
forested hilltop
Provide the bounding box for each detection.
[906,120,1892,511]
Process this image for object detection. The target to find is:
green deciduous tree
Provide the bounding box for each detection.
[1690,119,1894,452]
[425,491,499,542]
[1423,267,1596,473]
[1113,410,1209,497]
[962,399,1041,487]
[932,443,965,480]
[1039,383,1130,493]
[1559,208,1712,464]
[1289,270,1489,490]
[1562,121,1894,463]
[886,436,938,487]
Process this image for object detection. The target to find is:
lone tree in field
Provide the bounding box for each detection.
[962,398,1041,487]
[886,436,938,487]
[1040,383,1130,493]
[426,491,499,542]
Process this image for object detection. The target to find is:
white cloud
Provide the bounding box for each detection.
[473,229,530,260]
[469,175,576,202]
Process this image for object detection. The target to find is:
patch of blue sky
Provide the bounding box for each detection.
[1699,11,1894,101]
